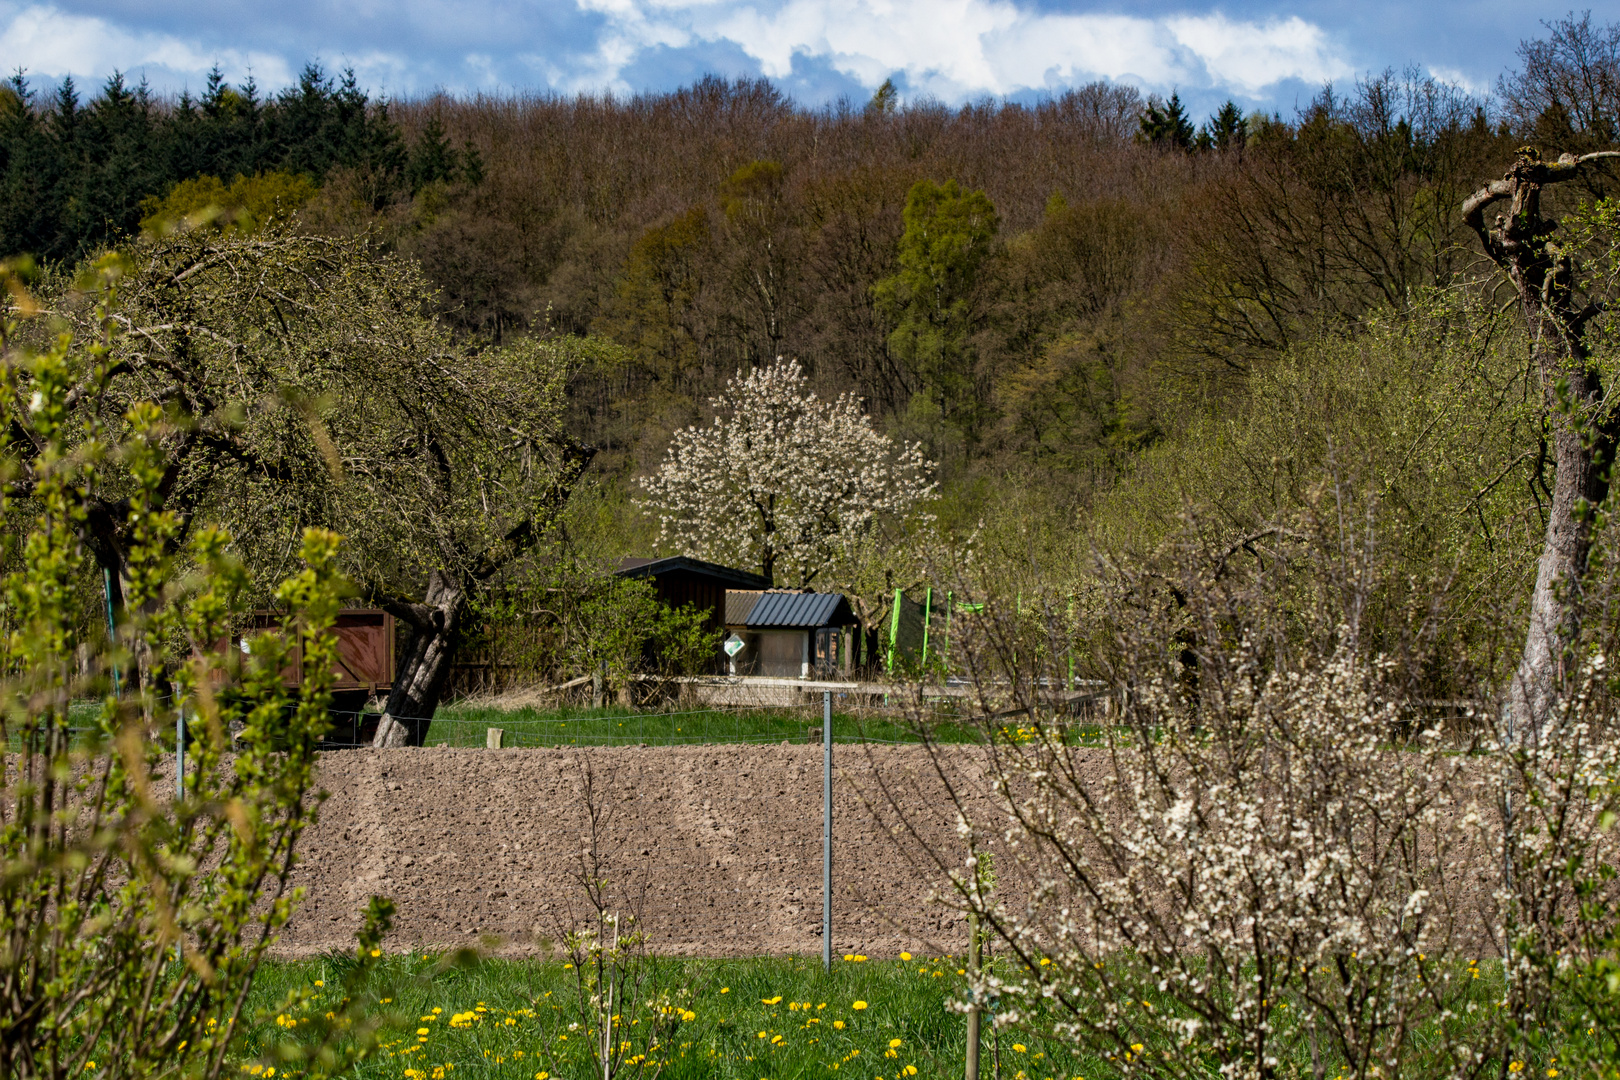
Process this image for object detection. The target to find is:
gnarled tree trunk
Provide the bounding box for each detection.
[1463,148,1620,736]
[373,570,466,748]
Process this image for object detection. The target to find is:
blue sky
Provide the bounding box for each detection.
[0,0,1580,119]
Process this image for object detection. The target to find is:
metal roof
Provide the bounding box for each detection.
[614,556,770,590]
[739,591,854,628]
[726,590,763,625]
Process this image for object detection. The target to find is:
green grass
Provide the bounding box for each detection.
[10,700,1108,753]
[239,952,1093,1080]
[231,951,1601,1080]
[417,703,997,749]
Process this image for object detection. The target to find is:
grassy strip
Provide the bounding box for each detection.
[15,701,1108,752]
[419,704,995,749]
[232,952,1587,1080]
[239,952,1086,1080]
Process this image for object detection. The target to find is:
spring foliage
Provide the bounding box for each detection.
[0,268,390,1079]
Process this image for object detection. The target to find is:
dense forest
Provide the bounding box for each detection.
[2,14,1618,675]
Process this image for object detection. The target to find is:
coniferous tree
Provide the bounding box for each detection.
[1138,91,1195,150]
[406,115,460,192]
[1198,100,1247,151]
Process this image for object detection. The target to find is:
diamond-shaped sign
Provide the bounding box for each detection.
[724,633,747,658]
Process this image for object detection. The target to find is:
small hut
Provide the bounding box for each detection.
[723,591,859,678]
[615,556,772,671]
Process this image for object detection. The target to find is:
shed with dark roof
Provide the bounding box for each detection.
[614,556,771,672]
[722,590,858,678]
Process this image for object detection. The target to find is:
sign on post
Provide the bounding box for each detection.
[724,633,747,658]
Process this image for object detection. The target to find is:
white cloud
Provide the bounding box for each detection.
[578,0,1354,100]
[1426,64,1489,96]
[0,3,293,89]
[1165,13,1350,95]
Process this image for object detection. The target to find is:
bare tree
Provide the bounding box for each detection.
[1462,145,1620,732]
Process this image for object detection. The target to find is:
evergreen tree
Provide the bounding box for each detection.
[0,72,63,260]
[406,115,460,192]
[1198,99,1247,151]
[0,63,409,263]
[1138,91,1195,150]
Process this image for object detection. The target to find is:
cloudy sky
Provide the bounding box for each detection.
[0,0,1561,118]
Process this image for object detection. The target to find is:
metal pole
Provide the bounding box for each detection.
[102,567,121,695]
[966,908,981,1080]
[175,702,186,965]
[823,689,832,973]
[175,706,186,802]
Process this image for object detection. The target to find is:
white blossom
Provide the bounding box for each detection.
[640,357,935,586]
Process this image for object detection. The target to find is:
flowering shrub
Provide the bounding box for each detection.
[903,498,1620,1079]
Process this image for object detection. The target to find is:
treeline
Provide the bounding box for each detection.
[1,15,1616,508]
[0,64,471,263]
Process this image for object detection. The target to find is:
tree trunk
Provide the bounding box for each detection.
[373,570,465,748]
[1511,371,1610,734]
[1463,149,1620,736]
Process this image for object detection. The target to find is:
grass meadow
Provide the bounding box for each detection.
[232,951,1589,1080]
[415,703,1003,750]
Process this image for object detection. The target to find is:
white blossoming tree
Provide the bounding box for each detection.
[641,358,935,587]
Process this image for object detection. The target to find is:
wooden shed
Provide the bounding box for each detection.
[723,591,858,678]
[615,556,772,672]
[616,556,771,629]
[214,608,395,746]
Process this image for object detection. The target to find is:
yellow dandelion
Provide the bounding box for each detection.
[852,1001,868,1010]
[900,952,912,961]
[721,987,731,994]
[889,1039,903,1048]
[834,1021,845,1030]
[1013,1044,1027,1053]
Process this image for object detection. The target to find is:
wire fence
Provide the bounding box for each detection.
[3,699,1009,753]
[4,676,1119,754]
[313,700,991,750]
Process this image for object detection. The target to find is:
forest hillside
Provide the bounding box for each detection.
[1,13,1617,673]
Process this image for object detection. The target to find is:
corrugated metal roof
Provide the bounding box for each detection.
[741,591,852,628]
[725,591,762,625]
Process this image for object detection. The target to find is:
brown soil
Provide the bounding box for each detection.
[281,744,1005,959]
